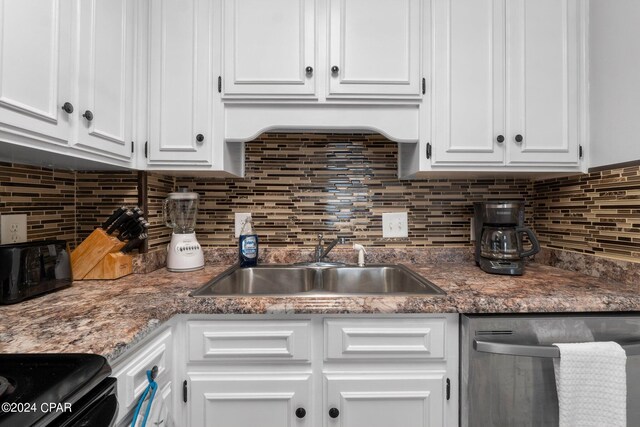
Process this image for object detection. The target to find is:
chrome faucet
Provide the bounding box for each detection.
[314,233,346,262]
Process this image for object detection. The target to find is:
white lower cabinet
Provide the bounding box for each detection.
[180,315,458,427]
[111,315,458,427]
[111,326,174,425]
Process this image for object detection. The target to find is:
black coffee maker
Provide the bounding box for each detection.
[473,201,540,275]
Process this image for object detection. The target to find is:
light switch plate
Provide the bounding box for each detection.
[382,212,408,238]
[235,213,252,238]
[1,214,27,244]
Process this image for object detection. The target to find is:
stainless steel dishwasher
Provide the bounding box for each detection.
[461,314,640,427]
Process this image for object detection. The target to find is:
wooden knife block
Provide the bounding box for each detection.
[71,228,132,280]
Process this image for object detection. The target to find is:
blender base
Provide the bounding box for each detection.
[166,232,204,272]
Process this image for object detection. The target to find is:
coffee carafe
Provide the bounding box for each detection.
[473,201,540,275]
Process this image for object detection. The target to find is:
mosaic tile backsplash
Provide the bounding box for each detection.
[534,166,640,261]
[0,162,76,243]
[0,162,138,247]
[1,133,640,263]
[173,134,534,248]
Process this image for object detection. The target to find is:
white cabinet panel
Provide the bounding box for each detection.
[148,0,212,164]
[328,0,422,97]
[76,0,134,160]
[431,0,505,164]
[0,0,72,144]
[222,0,315,97]
[189,373,312,427]
[187,320,312,362]
[325,318,446,360]
[112,328,173,424]
[506,0,581,165]
[324,373,444,427]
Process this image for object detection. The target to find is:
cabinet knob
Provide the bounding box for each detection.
[515,134,524,143]
[82,110,94,122]
[295,408,306,419]
[196,134,204,143]
[496,135,504,143]
[61,102,74,114]
[305,66,313,76]
[331,65,339,75]
[329,408,340,418]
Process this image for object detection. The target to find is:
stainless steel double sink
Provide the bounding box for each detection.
[191,264,445,296]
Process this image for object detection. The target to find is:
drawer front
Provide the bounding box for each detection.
[325,318,446,360]
[113,328,173,422]
[187,320,312,362]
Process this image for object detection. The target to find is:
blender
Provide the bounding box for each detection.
[163,189,204,272]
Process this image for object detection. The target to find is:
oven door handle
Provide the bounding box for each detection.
[473,338,640,358]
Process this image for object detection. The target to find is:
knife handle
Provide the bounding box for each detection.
[107,211,133,235]
[102,206,126,230]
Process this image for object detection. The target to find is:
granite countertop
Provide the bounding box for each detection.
[1,261,640,361]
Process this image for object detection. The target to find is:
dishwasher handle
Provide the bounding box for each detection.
[473,338,640,358]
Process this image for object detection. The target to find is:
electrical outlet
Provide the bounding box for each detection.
[382,212,408,238]
[235,213,252,238]
[1,214,27,244]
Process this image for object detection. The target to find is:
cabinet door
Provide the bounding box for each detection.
[431,0,505,165]
[328,0,422,98]
[0,0,73,144]
[189,373,312,427]
[506,0,581,165]
[324,373,444,427]
[222,0,316,97]
[76,0,134,161]
[148,0,212,165]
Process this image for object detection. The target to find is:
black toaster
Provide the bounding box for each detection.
[0,240,72,304]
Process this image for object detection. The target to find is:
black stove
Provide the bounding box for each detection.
[0,354,118,427]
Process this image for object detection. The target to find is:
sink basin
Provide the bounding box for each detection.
[191,264,445,297]
[190,266,316,296]
[322,265,445,295]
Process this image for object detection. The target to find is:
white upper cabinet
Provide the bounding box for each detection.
[0,0,73,145]
[431,0,505,165]
[219,0,425,101]
[76,0,135,161]
[222,0,316,97]
[428,0,585,171]
[506,0,581,165]
[148,0,213,165]
[327,0,423,98]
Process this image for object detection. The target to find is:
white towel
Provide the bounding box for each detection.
[554,342,627,427]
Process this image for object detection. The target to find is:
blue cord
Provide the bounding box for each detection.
[130,369,158,427]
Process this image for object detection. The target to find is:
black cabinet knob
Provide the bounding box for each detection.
[329,408,339,418]
[61,102,74,114]
[515,134,524,143]
[331,65,339,74]
[82,110,94,121]
[295,408,306,419]
[305,66,313,76]
[196,134,204,143]
[496,135,505,143]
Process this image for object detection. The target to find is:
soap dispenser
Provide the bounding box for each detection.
[239,217,258,267]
